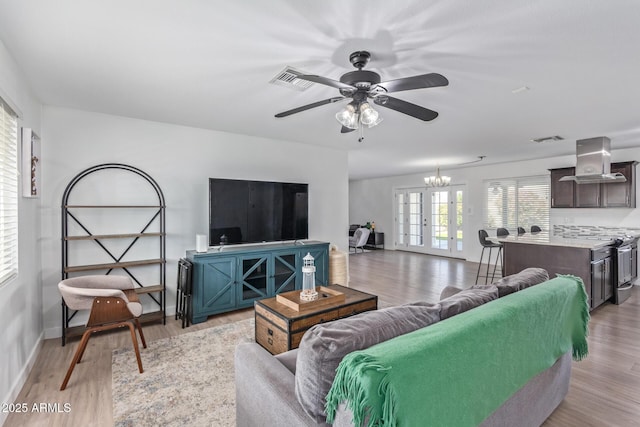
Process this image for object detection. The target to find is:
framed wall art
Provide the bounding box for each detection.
[21,127,40,198]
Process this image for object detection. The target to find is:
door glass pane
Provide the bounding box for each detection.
[396,193,405,245]
[241,257,268,301]
[456,190,463,251]
[408,192,423,246]
[431,191,448,250]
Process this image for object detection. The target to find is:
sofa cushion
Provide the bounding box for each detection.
[490,267,549,297]
[295,302,441,423]
[439,285,464,300]
[439,285,499,320]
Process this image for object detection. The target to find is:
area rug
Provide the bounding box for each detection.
[112,318,254,427]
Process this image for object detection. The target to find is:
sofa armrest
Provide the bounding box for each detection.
[235,343,355,427]
[235,342,321,427]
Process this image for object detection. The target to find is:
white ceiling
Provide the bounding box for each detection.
[1,0,640,180]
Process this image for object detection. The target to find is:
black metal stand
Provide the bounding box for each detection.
[176,258,193,328]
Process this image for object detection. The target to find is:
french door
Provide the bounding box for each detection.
[394,185,465,258]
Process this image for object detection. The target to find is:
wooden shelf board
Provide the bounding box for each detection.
[64,258,166,273]
[64,205,163,209]
[135,284,164,294]
[65,232,164,241]
[139,311,165,323]
[65,311,165,339]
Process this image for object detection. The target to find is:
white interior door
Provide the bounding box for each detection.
[395,185,465,258]
[395,189,426,251]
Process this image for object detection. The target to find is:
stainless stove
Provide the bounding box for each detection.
[567,233,637,305]
[611,235,638,304]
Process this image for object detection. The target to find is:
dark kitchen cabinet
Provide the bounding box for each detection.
[575,182,601,207]
[591,247,613,309]
[550,162,637,208]
[602,161,637,207]
[550,168,575,208]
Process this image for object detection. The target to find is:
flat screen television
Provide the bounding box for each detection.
[209,178,309,246]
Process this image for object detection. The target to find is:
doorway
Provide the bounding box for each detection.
[394,185,465,258]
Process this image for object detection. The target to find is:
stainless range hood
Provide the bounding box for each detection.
[558,136,626,184]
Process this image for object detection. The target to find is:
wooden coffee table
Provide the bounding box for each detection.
[254,284,378,355]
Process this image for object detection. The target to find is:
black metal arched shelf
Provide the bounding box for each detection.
[61,163,166,345]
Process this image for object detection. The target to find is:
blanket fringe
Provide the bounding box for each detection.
[557,274,590,361]
[325,353,396,426]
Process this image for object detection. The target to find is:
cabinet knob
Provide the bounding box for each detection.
[267,337,273,345]
[267,328,273,336]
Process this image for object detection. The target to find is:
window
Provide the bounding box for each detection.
[0,97,18,286]
[484,175,550,233]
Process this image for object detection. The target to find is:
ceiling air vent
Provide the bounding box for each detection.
[269,67,314,91]
[530,135,565,143]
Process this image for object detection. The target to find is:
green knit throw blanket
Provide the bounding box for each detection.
[325,275,589,427]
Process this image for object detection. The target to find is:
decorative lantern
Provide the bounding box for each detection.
[300,252,318,301]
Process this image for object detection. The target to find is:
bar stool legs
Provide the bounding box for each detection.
[475,244,503,285]
[476,230,504,285]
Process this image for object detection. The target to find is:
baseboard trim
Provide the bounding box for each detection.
[0,331,44,426]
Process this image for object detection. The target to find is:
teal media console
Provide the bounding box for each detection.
[186,241,329,324]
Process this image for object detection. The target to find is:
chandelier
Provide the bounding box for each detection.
[424,167,451,187]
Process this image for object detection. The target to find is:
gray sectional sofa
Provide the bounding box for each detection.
[235,268,584,426]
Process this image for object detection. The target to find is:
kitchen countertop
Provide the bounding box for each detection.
[490,233,614,249]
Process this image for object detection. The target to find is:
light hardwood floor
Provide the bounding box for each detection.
[5,250,640,426]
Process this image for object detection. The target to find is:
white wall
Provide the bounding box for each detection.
[350,146,640,264]
[41,106,349,338]
[0,41,43,421]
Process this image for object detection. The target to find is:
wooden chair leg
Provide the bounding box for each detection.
[60,329,92,391]
[128,322,144,374]
[75,329,95,364]
[134,319,147,348]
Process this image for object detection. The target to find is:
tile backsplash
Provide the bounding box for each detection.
[554,225,640,238]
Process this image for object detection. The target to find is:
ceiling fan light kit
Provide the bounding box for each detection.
[335,101,382,130]
[275,50,448,139]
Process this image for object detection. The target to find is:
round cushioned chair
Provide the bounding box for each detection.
[349,228,371,254]
[58,275,147,390]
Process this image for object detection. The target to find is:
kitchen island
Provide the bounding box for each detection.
[495,233,614,310]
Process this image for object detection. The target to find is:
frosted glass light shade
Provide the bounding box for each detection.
[359,103,379,126]
[335,104,359,129]
[424,168,451,187]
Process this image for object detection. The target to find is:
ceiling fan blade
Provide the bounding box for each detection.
[297,75,356,92]
[372,73,449,93]
[372,95,439,121]
[341,126,356,134]
[275,97,345,118]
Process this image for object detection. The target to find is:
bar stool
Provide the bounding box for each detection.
[497,227,510,237]
[517,227,526,235]
[475,230,503,285]
[531,225,542,233]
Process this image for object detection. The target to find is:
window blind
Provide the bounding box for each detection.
[0,97,18,286]
[484,175,550,233]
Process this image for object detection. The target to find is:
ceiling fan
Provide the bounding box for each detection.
[275,51,449,135]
